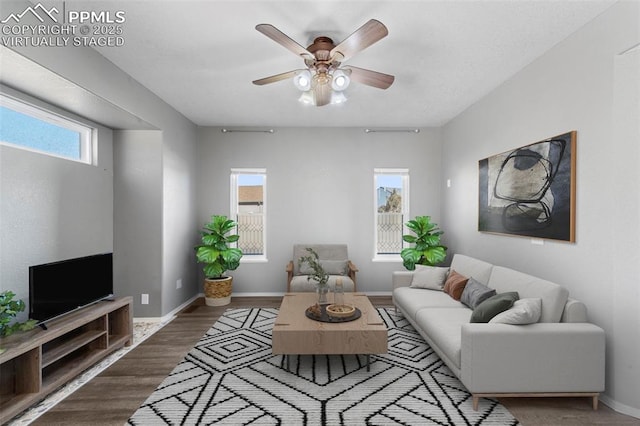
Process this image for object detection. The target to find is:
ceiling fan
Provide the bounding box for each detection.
[252,19,395,107]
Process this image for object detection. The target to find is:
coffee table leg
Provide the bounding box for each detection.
[366,354,370,372]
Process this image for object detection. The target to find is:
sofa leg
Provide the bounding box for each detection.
[592,395,599,410]
[472,395,479,411]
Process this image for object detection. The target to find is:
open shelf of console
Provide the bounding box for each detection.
[0,296,133,424]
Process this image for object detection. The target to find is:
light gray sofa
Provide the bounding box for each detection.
[393,254,605,410]
[286,244,358,292]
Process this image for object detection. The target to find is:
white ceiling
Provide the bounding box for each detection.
[58,1,617,127]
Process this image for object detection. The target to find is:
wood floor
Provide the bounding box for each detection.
[28,296,639,426]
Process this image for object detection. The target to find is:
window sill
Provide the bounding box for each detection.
[372,255,402,263]
[241,256,268,263]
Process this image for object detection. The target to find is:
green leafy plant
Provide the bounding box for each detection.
[298,248,329,287]
[400,215,447,270]
[195,215,243,279]
[0,291,37,338]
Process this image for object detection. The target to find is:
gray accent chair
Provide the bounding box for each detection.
[286,244,358,292]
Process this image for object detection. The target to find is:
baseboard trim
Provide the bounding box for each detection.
[134,293,201,323]
[599,394,640,419]
[230,291,393,297]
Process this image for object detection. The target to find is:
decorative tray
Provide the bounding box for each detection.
[305,304,361,323]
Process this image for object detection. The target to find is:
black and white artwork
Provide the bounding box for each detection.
[478,131,576,242]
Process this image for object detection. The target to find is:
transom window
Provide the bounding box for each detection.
[230,169,267,261]
[0,94,94,164]
[374,168,410,260]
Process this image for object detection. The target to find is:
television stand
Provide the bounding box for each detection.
[0,296,133,423]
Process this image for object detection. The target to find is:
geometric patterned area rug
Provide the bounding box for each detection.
[127,308,519,425]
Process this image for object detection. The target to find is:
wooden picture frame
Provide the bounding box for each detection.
[478,131,576,242]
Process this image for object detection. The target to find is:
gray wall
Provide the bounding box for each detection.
[440,1,639,415]
[4,2,199,318]
[197,127,442,293]
[112,130,163,315]
[0,88,114,322]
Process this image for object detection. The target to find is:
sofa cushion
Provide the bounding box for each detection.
[410,266,450,290]
[490,298,542,325]
[488,266,569,323]
[450,254,494,285]
[460,277,496,308]
[443,270,469,300]
[415,308,472,369]
[470,292,519,323]
[393,287,465,320]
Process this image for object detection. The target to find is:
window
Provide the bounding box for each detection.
[0,94,94,164]
[230,169,267,261]
[374,168,409,260]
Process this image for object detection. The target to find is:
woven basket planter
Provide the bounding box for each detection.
[204,277,233,306]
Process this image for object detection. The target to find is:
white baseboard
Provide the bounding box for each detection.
[230,291,393,297]
[599,395,640,419]
[133,291,393,322]
[134,293,201,323]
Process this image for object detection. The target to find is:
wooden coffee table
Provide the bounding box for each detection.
[272,292,388,371]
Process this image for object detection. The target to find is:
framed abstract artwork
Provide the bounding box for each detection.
[478,131,576,242]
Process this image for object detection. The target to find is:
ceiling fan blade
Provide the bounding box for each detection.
[253,70,300,86]
[255,24,314,60]
[330,19,389,62]
[343,66,394,89]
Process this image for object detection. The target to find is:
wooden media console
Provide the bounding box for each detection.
[0,296,133,423]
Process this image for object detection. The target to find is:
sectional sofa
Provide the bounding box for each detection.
[392,254,605,410]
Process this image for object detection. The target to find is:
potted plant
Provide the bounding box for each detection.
[0,291,37,354]
[298,248,330,303]
[195,215,243,306]
[400,215,447,270]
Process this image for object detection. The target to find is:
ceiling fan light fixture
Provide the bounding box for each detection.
[293,70,312,91]
[298,90,314,105]
[312,71,331,88]
[330,91,348,104]
[331,69,350,91]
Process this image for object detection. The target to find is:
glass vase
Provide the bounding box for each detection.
[317,284,329,304]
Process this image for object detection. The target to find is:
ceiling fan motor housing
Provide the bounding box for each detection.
[306,36,338,66]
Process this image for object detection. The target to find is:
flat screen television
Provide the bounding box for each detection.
[29,253,114,324]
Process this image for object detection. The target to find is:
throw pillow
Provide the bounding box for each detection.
[470,292,519,323]
[489,298,542,325]
[410,266,450,290]
[321,260,348,275]
[460,277,496,309]
[443,269,469,300]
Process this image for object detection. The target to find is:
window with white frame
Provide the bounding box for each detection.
[374,168,409,260]
[0,94,94,164]
[230,168,267,261]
